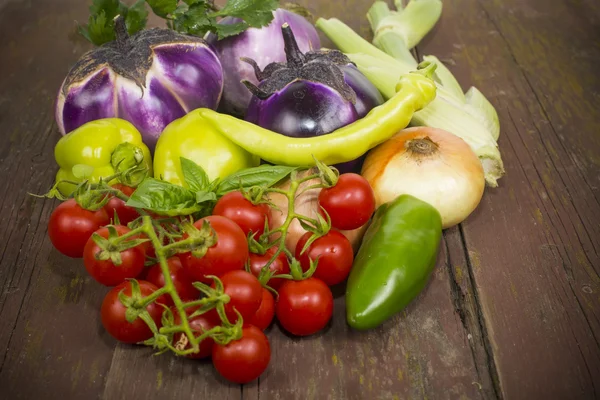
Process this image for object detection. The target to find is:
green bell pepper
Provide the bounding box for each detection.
[55,118,152,196]
[153,110,260,187]
[346,194,442,330]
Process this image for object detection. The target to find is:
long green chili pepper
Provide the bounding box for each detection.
[196,62,437,167]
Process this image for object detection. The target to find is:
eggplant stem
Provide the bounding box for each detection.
[113,15,131,53]
[240,57,265,81]
[281,23,305,68]
[241,80,270,100]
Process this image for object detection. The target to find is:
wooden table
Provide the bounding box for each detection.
[1,0,599,398]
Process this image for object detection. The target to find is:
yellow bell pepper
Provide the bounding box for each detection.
[153,110,260,187]
[54,118,152,196]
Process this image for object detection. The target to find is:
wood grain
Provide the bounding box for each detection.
[0,1,119,399]
[0,0,599,399]
[417,0,600,398]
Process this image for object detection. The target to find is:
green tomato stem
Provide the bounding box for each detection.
[134,286,169,308]
[159,325,186,334]
[259,171,328,282]
[137,216,201,355]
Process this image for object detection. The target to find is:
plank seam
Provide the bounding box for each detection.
[458,225,503,399]
[443,235,493,400]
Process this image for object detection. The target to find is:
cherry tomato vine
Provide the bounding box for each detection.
[38,158,374,383]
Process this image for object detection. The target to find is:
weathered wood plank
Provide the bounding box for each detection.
[0,1,118,398]
[443,227,500,399]
[244,249,490,400]
[102,346,241,400]
[417,0,600,398]
[1,0,599,398]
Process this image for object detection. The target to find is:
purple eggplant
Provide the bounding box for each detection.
[55,17,223,150]
[206,9,320,117]
[243,24,383,139]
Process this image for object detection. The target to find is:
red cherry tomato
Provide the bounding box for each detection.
[83,225,146,286]
[145,257,200,306]
[100,280,166,344]
[48,199,110,258]
[172,308,220,359]
[179,215,249,284]
[212,325,271,384]
[295,231,354,286]
[212,191,271,238]
[248,248,290,290]
[249,288,275,330]
[318,173,375,230]
[276,278,333,336]
[214,270,263,324]
[104,184,139,225]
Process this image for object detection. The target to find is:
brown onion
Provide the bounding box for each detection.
[361,127,485,229]
[267,169,367,253]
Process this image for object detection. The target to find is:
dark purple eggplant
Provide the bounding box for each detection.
[243,24,384,141]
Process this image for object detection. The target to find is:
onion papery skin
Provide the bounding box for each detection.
[361,127,485,229]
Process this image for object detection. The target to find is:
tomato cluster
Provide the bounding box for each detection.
[46,173,375,385]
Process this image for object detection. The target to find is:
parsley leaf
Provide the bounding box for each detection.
[170,2,213,36]
[79,11,114,46]
[125,0,149,35]
[146,0,179,18]
[79,0,148,46]
[212,21,249,39]
[80,0,278,45]
[210,0,278,28]
[89,0,121,16]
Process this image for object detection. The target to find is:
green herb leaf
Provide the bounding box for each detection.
[216,165,296,196]
[145,0,179,18]
[180,157,210,192]
[89,0,121,16]
[210,0,278,28]
[195,191,218,204]
[171,0,276,39]
[126,178,202,216]
[125,0,148,34]
[171,2,213,36]
[212,22,249,39]
[79,0,148,45]
[79,11,114,46]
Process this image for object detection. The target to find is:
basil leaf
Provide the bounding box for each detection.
[216,165,296,196]
[195,191,217,204]
[180,157,210,192]
[126,178,202,216]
